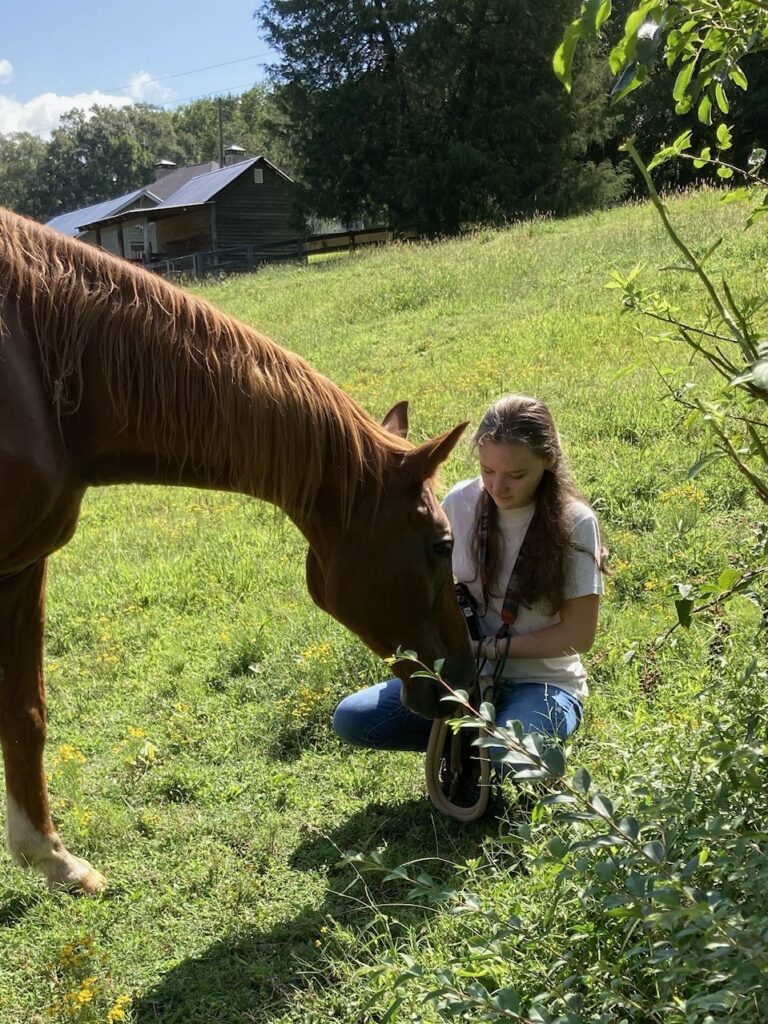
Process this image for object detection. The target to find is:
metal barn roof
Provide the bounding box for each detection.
[47,156,294,235]
[149,161,220,201]
[46,187,159,237]
[151,158,260,208]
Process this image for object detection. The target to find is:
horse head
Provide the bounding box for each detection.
[306,402,476,719]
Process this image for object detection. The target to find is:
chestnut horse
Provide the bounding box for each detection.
[0,207,474,893]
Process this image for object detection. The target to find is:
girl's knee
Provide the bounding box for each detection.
[332,698,365,746]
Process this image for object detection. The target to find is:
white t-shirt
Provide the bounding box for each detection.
[442,477,604,703]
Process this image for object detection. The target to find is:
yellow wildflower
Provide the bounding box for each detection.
[58,745,87,765]
[108,994,132,1022]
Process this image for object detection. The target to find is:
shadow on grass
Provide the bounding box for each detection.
[0,891,43,928]
[133,797,523,1023]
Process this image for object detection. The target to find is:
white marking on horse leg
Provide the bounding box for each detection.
[5,793,106,893]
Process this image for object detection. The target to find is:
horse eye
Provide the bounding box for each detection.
[433,538,454,558]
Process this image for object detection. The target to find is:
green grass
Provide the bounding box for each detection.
[1,189,765,1023]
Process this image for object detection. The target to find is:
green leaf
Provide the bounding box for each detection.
[590,793,614,818]
[594,0,613,34]
[493,987,524,1011]
[572,767,591,793]
[494,988,520,1014]
[680,853,700,878]
[675,597,694,627]
[647,146,674,172]
[626,871,647,896]
[381,996,406,1023]
[698,93,712,125]
[688,450,725,478]
[635,18,662,66]
[715,81,729,114]
[529,1005,553,1024]
[698,146,712,166]
[643,840,666,863]
[547,836,570,860]
[673,60,695,103]
[554,22,583,91]
[698,236,722,264]
[717,567,742,591]
[542,746,566,776]
[747,205,768,228]
[583,0,613,37]
[716,166,734,179]
[622,4,661,64]
[719,187,751,205]
[478,701,495,723]
[618,815,640,841]
[730,66,748,90]
[716,123,732,150]
[611,63,642,102]
[732,356,768,388]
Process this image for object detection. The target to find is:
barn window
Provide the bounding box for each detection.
[254,168,264,184]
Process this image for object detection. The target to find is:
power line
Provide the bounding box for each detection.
[100,52,275,95]
[158,82,267,109]
[6,56,277,140]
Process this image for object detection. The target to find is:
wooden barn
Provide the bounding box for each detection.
[47,151,301,274]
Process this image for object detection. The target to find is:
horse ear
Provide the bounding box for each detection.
[381,400,409,439]
[404,421,469,481]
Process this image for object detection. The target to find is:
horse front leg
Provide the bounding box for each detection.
[0,560,105,893]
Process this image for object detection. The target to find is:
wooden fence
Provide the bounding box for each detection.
[147,226,419,279]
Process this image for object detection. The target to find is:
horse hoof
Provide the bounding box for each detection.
[75,866,107,895]
[44,853,107,895]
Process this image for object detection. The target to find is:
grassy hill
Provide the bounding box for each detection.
[2,190,765,1023]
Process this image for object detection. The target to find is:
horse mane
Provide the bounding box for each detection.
[0,206,411,525]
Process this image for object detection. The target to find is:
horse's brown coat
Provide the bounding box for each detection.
[0,207,474,890]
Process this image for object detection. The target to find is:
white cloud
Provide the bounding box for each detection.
[127,70,175,103]
[0,70,176,138]
[0,59,12,83]
[0,90,134,137]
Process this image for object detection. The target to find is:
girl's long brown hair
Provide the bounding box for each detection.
[469,394,601,615]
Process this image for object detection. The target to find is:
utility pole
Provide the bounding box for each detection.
[217,98,224,167]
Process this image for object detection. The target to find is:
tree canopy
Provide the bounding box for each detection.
[0,87,291,222]
[258,0,630,233]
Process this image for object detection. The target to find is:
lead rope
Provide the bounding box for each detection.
[424,633,513,822]
[425,490,526,821]
[425,671,495,822]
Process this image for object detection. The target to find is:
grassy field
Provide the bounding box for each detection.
[1,190,765,1023]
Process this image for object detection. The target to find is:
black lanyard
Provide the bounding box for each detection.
[477,488,531,637]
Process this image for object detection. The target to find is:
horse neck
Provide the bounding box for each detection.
[75,311,399,532]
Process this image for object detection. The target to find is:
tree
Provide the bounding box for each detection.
[0,133,49,220]
[28,105,184,220]
[258,0,630,233]
[171,86,299,174]
[556,2,768,504]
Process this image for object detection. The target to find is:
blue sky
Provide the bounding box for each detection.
[1,0,279,137]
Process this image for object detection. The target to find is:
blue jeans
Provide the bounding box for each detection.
[332,677,582,774]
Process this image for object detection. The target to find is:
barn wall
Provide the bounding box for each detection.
[214,164,298,249]
[155,208,213,258]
